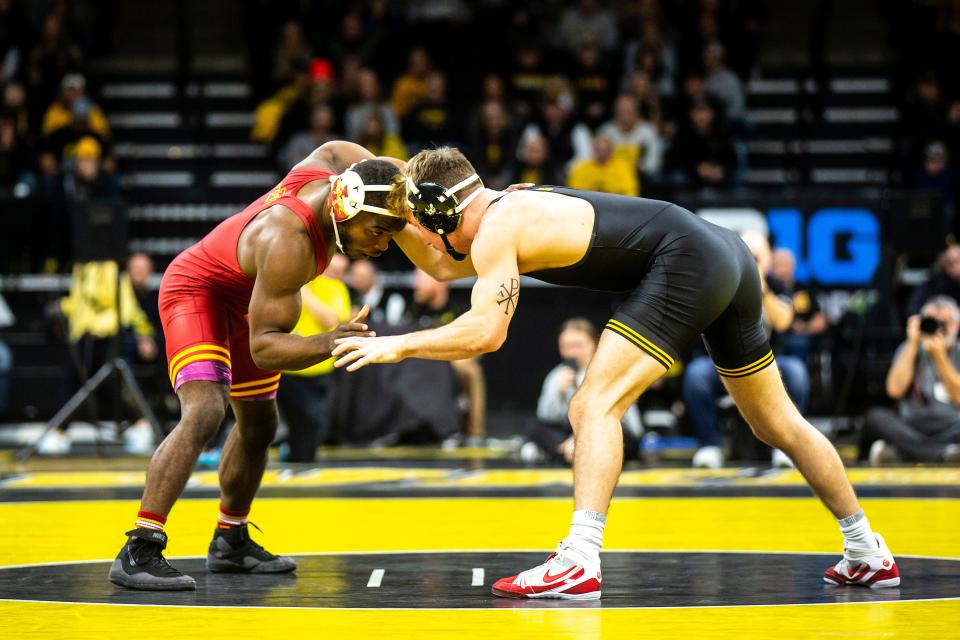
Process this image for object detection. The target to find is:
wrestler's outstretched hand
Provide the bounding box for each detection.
[319,305,375,356]
[331,333,405,372]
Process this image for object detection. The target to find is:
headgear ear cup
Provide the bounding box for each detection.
[327,163,400,253]
[407,174,483,235]
[405,174,483,261]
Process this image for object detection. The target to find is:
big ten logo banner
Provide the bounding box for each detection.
[697,206,879,286]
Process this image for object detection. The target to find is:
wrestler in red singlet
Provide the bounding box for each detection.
[108,142,408,592]
[159,167,333,402]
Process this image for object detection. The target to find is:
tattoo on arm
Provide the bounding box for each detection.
[496,278,519,315]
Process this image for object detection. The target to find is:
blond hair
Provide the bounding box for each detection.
[387,147,479,217]
[559,317,598,343]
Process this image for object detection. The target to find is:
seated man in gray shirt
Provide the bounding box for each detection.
[523,317,642,464]
[864,295,960,463]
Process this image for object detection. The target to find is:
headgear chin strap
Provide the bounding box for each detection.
[328,164,402,254]
[406,173,482,261]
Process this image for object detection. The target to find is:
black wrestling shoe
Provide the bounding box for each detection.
[206,523,297,574]
[108,528,196,591]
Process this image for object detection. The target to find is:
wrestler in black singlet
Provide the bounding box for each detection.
[514,186,774,377]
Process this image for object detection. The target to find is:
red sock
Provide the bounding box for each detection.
[136,510,167,532]
[217,505,250,529]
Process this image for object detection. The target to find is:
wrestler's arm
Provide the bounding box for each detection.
[303,141,406,173]
[331,224,520,370]
[248,225,373,371]
[393,223,478,281]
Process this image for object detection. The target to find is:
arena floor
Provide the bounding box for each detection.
[1,451,958,639]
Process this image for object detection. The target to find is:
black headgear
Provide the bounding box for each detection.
[406,174,483,261]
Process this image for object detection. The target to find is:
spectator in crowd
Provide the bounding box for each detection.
[522,318,641,464]
[703,41,746,127]
[903,72,948,166]
[276,59,341,147]
[513,131,559,186]
[45,135,120,268]
[344,68,398,142]
[40,94,112,176]
[42,73,110,140]
[914,140,956,215]
[683,231,806,469]
[567,133,639,196]
[0,106,34,192]
[251,57,326,145]
[570,40,620,129]
[864,296,960,464]
[621,19,677,100]
[666,98,736,187]
[662,72,720,139]
[403,70,459,152]
[124,252,159,365]
[327,9,382,69]
[277,271,352,463]
[325,252,349,282]
[480,73,509,108]
[598,94,663,184]
[405,269,486,443]
[521,97,587,167]
[391,47,430,119]
[336,54,364,107]
[469,100,516,190]
[509,43,551,118]
[907,245,960,317]
[41,253,154,455]
[280,103,338,172]
[272,20,311,86]
[4,82,29,138]
[770,248,828,361]
[27,12,83,110]
[624,69,662,129]
[346,259,404,326]
[121,251,162,454]
[555,0,618,52]
[356,111,407,161]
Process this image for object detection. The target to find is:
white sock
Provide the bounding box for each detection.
[562,510,605,563]
[838,509,878,556]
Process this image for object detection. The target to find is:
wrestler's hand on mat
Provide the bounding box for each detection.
[319,306,376,356]
[331,335,405,372]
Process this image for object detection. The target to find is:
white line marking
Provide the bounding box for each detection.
[367,569,384,588]
[1,550,957,572]
[472,567,484,586]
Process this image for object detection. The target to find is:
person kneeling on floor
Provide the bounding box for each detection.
[522,318,641,464]
[863,295,960,464]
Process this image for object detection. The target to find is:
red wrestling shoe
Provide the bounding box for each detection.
[823,533,900,588]
[492,543,601,600]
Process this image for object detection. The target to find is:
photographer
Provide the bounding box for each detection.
[864,296,960,463]
[522,318,641,464]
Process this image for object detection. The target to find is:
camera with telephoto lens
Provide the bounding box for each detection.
[919,315,945,335]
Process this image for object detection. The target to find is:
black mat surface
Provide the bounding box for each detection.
[2,552,955,609]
